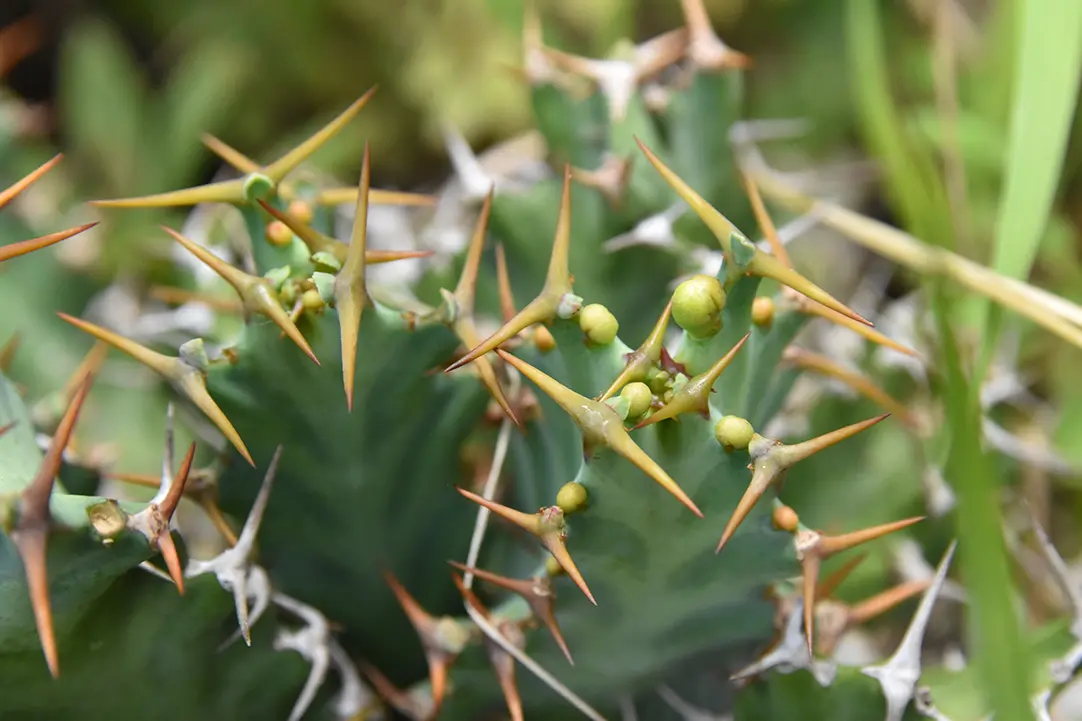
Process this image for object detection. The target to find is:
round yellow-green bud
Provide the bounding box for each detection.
[533,325,557,353]
[619,382,653,419]
[556,481,588,514]
[772,503,800,532]
[671,274,726,339]
[752,297,775,329]
[578,303,619,346]
[301,288,324,311]
[545,556,565,577]
[266,220,293,247]
[714,414,754,451]
[648,370,671,395]
[288,200,314,225]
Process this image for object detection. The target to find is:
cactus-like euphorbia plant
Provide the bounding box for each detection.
[1,4,1080,721]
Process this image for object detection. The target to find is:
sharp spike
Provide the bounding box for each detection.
[848,580,930,625]
[495,244,518,324]
[156,441,196,594]
[635,332,749,427]
[774,414,891,467]
[0,222,98,263]
[796,298,920,358]
[497,349,702,517]
[741,169,792,268]
[263,87,377,182]
[0,153,62,210]
[800,551,820,658]
[311,186,437,207]
[454,186,494,309]
[818,517,926,557]
[365,249,434,265]
[383,570,462,714]
[783,349,916,427]
[13,369,96,678]
[446,168,576,372]
[201,133,260,174]
[56,313,254,466]
[816,552,868,599]
[161,227,319,365]
[598,299,673,401]
[635,137,871,326]
[335,143,371,412]
[678,0,751,70]
[91,179,245,209]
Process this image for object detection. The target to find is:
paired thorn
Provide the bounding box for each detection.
[445,164,575,373]
[572,154,634,209]
[862,541,957,721]
[10,368,97,679]
[497,350,702,517]
[0,153,62,210]
[455,487,597,604]
[814,580,930,657]
[198,132,436,209]
[56,313,254,466]
[335,143,371,412]
[139,441,196,594]
[449,561,574,664]
[91,89,376,208]
[446,187,519,425]
[161,226,319,365]
[716,414,890,552]
[634,333,749,428]
[540,29,688,122]
[598,299,673,401]
[797,516,926,658]
[383,571,473,715]
[635,137,871,327]
[185,446,283,645]
[450,574,525,721]
[678,0,751,71]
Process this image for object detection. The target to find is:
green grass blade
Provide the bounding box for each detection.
[977,0,1082,370]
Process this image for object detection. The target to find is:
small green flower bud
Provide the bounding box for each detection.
[87,499,128,544]
[648,370,670,394]
[672,274,726,339]
[772,503,799,532]
[752,296,775,329]
[545,556,565,577]
[279,280,298,306]
[578,303,619,346]
[533,325,556,353]
[266,220,293,247]
[556,482,588,514]
[620,382,653,419]
[714,415,754,451]
[301,289,324,311]
[287,200,314,225]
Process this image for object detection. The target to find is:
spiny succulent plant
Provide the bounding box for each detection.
[2,3,1082,721]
